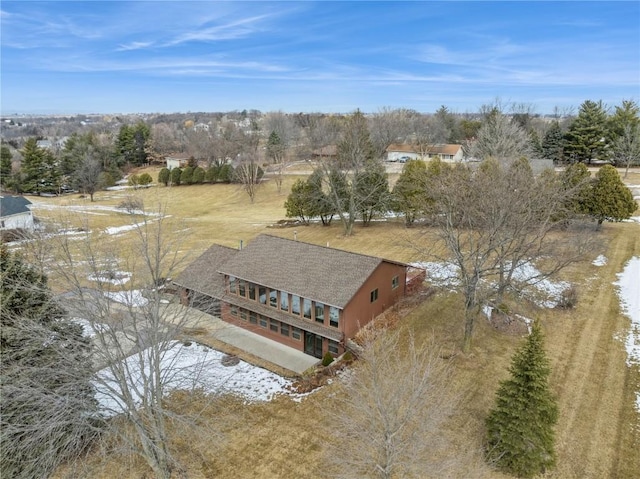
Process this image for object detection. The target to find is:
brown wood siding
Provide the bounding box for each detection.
[341,262,406,339]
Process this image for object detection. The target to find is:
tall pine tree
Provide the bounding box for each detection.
[485,322,558,478]
[0,247,101,478]
[564,100,610,164]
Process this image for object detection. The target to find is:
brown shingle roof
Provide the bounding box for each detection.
[173,244,238,297]
[218,234,395,308]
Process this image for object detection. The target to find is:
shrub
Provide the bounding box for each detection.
[158,167,170,186]
[342,350,354,362]
[322,351,334,367]
[99,171,115,188]
[181,166,194,185]
[556,285,578,309]
[206,165,220,183]
[170,167,182,186]
[128,174,140,189]
[118,196,144,213]
[138,173,153,186]
[193,167,205,184]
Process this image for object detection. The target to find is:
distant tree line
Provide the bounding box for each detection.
[2,98,638,199]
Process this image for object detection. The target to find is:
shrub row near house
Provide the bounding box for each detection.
[157,164,263,187]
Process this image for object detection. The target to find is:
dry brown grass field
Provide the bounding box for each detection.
[28,167,639,478]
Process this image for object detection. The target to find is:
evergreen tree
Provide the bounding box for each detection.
[20,138,61,194]
[541,121,566,163]
[585,164,637,228]
[181,165,194,185]
[564,100,610,164]
[116,122,150,166]
[169,167,182,186]
[354,160,390,226]
[485,322,558,478]
[608,99,640,140]
[1,145,12,187]
[284,178,315,225]
[391,159,429,226]
[158,167,170,186]
[0,247,100,478]
[266,130,285,164]
[192,166,206,184]
[559,162,591,216]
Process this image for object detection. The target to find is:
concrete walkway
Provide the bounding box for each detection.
[166,304,319,375]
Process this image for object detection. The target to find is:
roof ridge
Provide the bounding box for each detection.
[255,233,393,263]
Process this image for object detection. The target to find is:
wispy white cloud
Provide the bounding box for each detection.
[116,41,154,52]
[165,13,275,46]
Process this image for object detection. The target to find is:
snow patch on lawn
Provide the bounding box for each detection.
[411,261,460,287]
[94,341,294,415]
[104,224,139,235]
[592,255,608,266]
[614,256,640,414]
[414,260,570,307]
[105,289,149,307]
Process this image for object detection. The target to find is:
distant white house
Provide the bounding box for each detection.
[386,143,464,163]
[166,154,191,170]
[0,195,34,230]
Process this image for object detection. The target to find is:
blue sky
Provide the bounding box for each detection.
[1,1,638,115]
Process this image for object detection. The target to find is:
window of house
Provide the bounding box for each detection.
[249,311,258,324]
[281,323,289,336]
[248,283,256,300]
[291,295,301,315]
[229,276,237,294]
[269,290,278,308]
[329,306,339,328]
[259,286,267,304]
[230,305,238,316]
[328,340,339,355]
[238,279,246,297]
[240,310,247,321]
[370,288,379,302]
[280,292,289,312]
[303,298,312,319]
[270,319,279,332]
[259,317,267,328]
[315,302,325,324]
[392,275,399,289]
[291,327,301,340]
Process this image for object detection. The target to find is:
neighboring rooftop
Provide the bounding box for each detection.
[0,195,32,217]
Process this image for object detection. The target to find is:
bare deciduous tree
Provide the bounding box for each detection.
[368,107,416,159]
[325,329,463,479]
[422,158,592,351]
[613,124,640,178]
[464,108,532,162]
[234,153,263,203]
[316,110,389,235]
[45,210,222,478]
[75,152,103,202]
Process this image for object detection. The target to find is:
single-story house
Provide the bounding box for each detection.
[174,234,411,359]
[166,154,192,170]
[386,143,464,163]
[0,195,34,230]
[310,145,338,160]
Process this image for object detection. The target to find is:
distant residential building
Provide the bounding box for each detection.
[0,195,34,230]
[386,143,464,162]
[166,154,191,170]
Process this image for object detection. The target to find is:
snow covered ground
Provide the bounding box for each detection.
[592,255,608,266]
[412,260,570,307]
[614,256,640,413]
[94,340,296,416]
